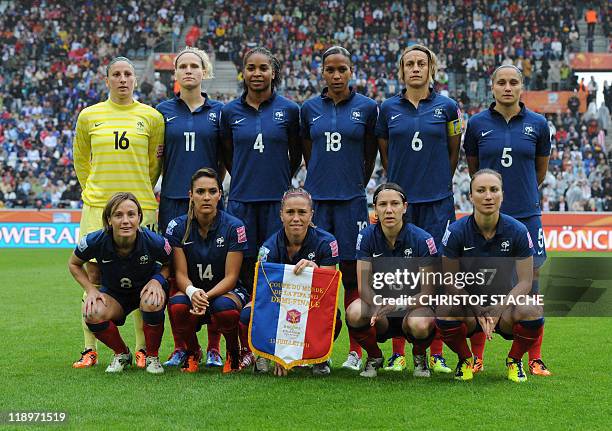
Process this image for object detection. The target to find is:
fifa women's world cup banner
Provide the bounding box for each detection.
[249,262,341,369]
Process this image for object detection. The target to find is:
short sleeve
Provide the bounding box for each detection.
[288,102,301,135]
[366,101,379,131]
[355,227,374,260]
[258,236,278,263]
[515,225,535,258]
[74,231,101,262]
[536,118,552,157]
[228,222,248,252]
[219,105,231,139]
[151,233,173,264]
[300,102,311,140]
[446,100,462,137]
[318,237,340,267]
[164,217,186,248]
[441,224,461,258]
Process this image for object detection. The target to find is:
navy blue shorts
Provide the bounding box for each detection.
[100,286,141,326]
[406,195,455,248]
[516,215,547,268]
[227,200,282,257]
[313,197,368,261]
[159,197,225,236]
[376,316,405,343]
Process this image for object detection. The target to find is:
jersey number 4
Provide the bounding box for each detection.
[253,133,264,153]
[114,131,129,150]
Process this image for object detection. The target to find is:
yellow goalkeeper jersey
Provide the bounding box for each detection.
[73,98,164,210]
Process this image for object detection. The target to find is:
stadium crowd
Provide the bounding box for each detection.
[0,0,610,211]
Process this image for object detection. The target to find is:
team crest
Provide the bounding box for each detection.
[136,120,145,133]
[286,309,301,324]
[216,236,225,247]
[139,255,149,265]
[208,111,217,122]
[433,106,445,118]
[350,108,363,122]
[404,248,412,257]
[500,240,511,252]
[308,252,316,261]
[523,123,535,136]
[273,110,285,122]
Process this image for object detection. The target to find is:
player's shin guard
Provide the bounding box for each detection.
[239,305,251,352]
[344,284,362,358]
[393,337,406,356]
[81,290,97,350]
[141,310,165,357]
[347,323,383,358]
[509,318,544,361]
[168,295,199,353]
[470,331,487,360]
[207,323,222,352]
[435,319,471,361]
[132,309,146,352]
[429,329,444,356]
[86,321,128,355]
[212,310,240,356]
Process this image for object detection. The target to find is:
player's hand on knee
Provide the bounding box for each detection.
[293,259,318,275]
[141,283,165,308]
[84,291,106,319]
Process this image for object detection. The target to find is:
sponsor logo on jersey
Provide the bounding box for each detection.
[166,219,177,236]
[350,108,362,122]
[77,236,88,252]
[330,240,339,258]
[391,113,402,121]
[236,226,247,243]
[139,255,149,265]
[426,237,437,255]
[273,110,286,122]
[523,123,535,136]
[216,236,225,247]
[258,246,270,262]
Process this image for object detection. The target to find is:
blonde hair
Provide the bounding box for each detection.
[398,44,438,85]
[174,46,214,79]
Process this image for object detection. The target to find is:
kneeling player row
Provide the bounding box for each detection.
[69,169,542,382]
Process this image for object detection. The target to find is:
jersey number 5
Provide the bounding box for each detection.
[114,131,129,150]
[501,147,513,167]
[253,133,264,153]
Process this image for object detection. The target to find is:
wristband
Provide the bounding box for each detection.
[151,273,166,286]
[185,285,202,301]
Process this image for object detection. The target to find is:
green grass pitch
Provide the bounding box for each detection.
[1,249,610,430]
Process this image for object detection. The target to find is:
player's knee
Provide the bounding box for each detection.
[405,316,434,338]
[345,299,367,326]
[140,296,166,312]
[210,295,238,314]
[513,304,543,322]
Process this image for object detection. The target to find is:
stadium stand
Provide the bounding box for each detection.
[0,0,610,211]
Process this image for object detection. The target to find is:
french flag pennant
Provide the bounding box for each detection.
[249,262,342,369]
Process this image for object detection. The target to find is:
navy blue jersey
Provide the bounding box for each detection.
[442,214,534,295]
[356,222,439,261]
[463,103,551,218]
[376,89,462,203]
[300,89,378,200]
[74,228,172,292]
[221,92,300,202]
[258,226,339,267]
[156,94,223,199]
[164,210,248,291]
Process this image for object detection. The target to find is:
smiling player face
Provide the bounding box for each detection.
[175,52,205,91]
[402,50,430,89]
[470,173,503,216]
[323,53,352,96]
[190,176,221,218]
[281,196,313,239]
[109,199,141,242]
[244,53,274,93]
[375,189,407,230]
[492,67,523,107]
[105,61,136,103]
